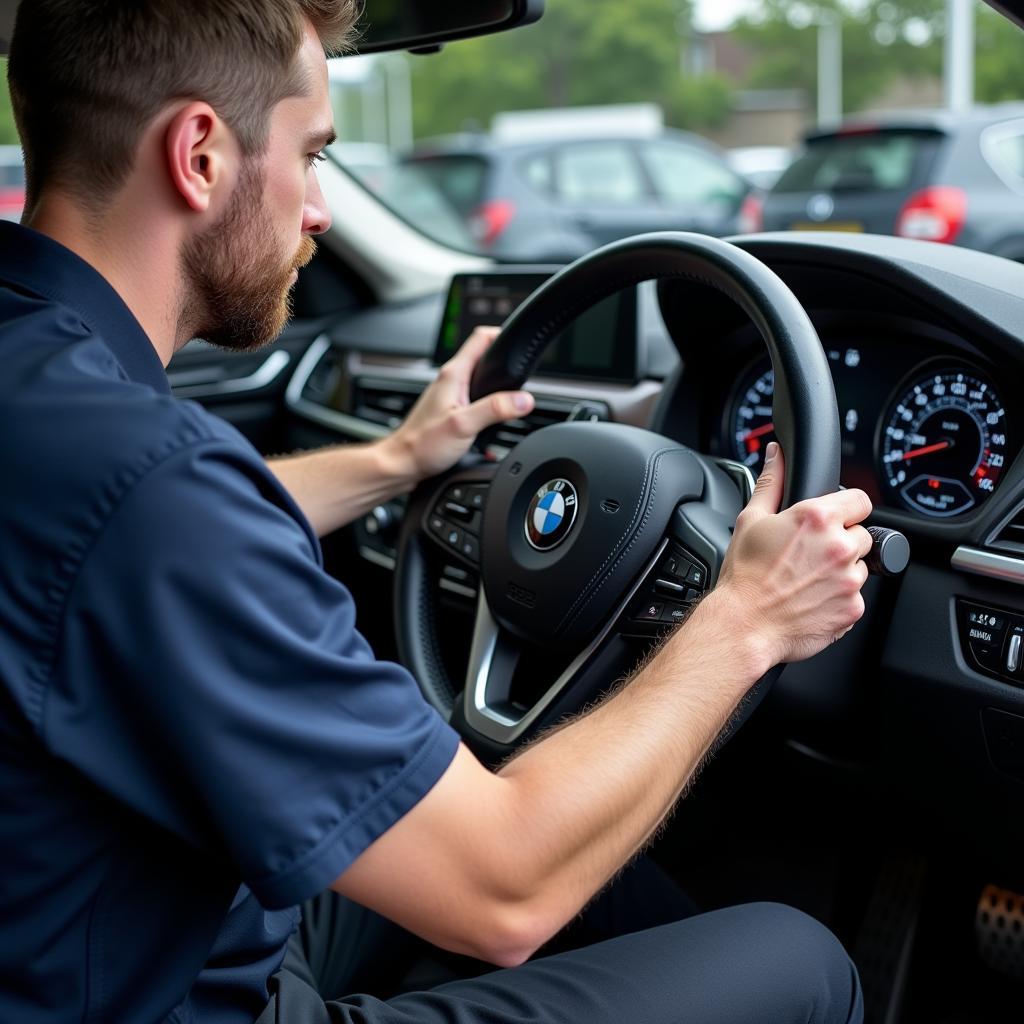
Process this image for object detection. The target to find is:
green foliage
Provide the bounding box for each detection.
[0,62,19,146]
[975,3,1024,103]
[408,0,705,138]
[735,1,1024,114]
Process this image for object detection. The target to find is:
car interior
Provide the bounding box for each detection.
[5,0,1024,1020]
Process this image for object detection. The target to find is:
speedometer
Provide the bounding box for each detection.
[880,367,1008,517]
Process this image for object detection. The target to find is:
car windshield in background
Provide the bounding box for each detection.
[320,0,1024,263]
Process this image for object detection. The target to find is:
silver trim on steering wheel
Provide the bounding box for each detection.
[463,540,669,743]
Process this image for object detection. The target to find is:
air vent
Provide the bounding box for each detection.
[352,377,424,429]
[490,400,576,449]
[992,504,1024,554]
[301,347,343,402]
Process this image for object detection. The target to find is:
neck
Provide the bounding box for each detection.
[25,192,187,366]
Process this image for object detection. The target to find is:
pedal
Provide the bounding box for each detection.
[976,885,1024,980]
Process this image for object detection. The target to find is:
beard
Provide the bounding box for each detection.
[179,160,316,352]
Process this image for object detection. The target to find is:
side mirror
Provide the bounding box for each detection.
[354,0,544,55]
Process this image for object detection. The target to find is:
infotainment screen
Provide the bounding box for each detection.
[434,270,638,384]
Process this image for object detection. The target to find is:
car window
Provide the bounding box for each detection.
[555,143,647,204]
[520,154,554,195]
[403,155,489,220]
[640,141,744,206]
[772,131,943,193]
[984,128,1024,190]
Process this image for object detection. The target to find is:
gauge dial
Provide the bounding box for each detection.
[731,366,776,474]
[880,368,1008,517]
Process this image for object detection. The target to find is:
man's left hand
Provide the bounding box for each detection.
[382,326,535,483]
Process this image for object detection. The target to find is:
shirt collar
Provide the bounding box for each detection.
[0,221,170,395]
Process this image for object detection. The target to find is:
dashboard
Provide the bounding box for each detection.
[714,322,1015,520]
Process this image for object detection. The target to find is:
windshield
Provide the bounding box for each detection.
[326,0,1024,260]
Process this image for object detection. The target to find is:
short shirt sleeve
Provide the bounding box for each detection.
[46,440,459,909]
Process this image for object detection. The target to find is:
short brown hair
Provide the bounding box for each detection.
[7,0,360,209]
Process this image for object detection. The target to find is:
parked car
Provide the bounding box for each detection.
[0,145,25,222]
[329,142,475,252]
[752,105,1024,260]
[401,129,752,262]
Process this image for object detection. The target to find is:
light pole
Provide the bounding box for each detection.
[817,11,843,128]
[945,0,974,113]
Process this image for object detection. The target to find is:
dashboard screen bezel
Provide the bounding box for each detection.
[433,268,639,385]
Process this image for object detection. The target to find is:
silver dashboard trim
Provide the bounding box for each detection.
[169,349,291,399]
[951,546,1024,585]
[463,539,669,744]
[284,335,390,441]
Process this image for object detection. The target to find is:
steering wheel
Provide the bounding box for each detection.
[394,232,841,763]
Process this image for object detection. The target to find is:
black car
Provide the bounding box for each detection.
[402,130,752,261]
[755,105,1024,261]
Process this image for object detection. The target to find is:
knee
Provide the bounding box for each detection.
[748,903,863,1024]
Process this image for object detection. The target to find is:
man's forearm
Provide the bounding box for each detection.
[266,438,415,537]
[494,589,767,942]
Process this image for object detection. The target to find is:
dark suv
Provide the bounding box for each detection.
[753,104,1024,260]
[403,130,751,262]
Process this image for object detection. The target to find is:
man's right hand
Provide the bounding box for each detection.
[714,440,874,670]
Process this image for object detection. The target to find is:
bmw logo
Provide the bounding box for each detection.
[807,193,835,222]
[525,479,579,551]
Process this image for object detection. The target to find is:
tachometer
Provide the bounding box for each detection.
[730,366,776,473]
[880,367,1007,517]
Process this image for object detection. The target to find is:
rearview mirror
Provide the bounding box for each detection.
[354,0,544,54]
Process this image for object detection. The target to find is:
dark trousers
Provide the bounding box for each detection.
[256,859,864,1024]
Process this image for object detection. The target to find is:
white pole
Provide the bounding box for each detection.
[817,14,843,129]
[385,56,414,153]
[945,0,974,113]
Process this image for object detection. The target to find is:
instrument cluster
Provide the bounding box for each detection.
[723,334,1012,519]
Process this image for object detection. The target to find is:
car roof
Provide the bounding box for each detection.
[407,127,729,161]
[805,102,1024,142]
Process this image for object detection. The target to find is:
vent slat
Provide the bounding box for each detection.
[992,506,1024,552]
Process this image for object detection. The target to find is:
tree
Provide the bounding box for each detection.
[406,0,730,139]
[734,0,945,114]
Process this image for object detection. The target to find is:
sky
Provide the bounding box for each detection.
[693,0,759,31]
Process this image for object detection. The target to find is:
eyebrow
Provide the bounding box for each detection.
[306,128,337,151]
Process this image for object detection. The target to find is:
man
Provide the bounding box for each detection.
[0,2,872,1022]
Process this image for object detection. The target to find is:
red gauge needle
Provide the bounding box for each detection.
[741,422,776,440]
[901,440,952,461]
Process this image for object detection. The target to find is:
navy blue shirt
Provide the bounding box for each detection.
[0,222,459,1023]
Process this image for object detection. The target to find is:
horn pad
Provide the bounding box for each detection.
[480,422,705,648]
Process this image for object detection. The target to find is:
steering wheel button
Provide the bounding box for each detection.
[655,578,686,596]
[429,515,448,538]
[636,601,664,621]
[685,588,701,603]
[466,486,488,509]
[443,500,472,521]
[684,564,706,588]
[460,535,480,562]
[662,605,688,624]
[1007,629,1024,675]
[446,527,462,548]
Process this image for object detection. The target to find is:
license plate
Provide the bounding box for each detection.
[790,221,864,232]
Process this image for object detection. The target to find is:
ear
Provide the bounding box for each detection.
[164,102,236,214]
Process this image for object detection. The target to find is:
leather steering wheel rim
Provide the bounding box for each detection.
[397,231,840,725]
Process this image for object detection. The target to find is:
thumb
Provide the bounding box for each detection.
[744,441,785,518]
[456,389,535,437]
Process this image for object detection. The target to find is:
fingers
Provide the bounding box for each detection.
[792,487,873,528]
[448,325,501,370]
[743,441,785,518]
[455,389,535,438]
[850,524,874,561]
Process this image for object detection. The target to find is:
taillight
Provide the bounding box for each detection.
[896,186,967,245]
[469,199,516,247]
[738,193,764,233]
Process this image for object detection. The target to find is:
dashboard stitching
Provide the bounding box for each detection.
[556,446,685,636]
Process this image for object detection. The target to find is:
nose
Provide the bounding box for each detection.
[302,168,332,235]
